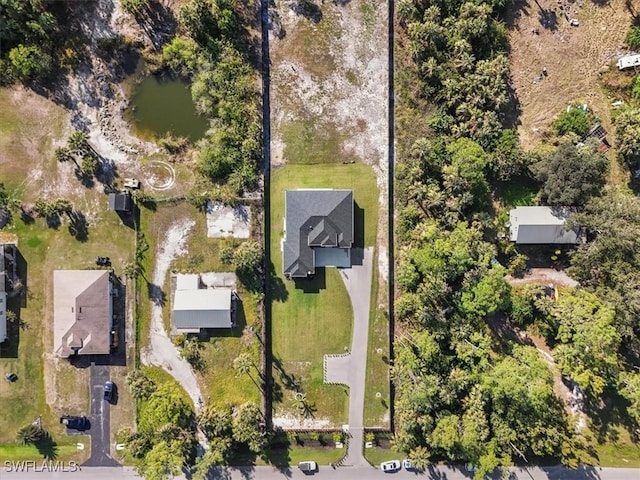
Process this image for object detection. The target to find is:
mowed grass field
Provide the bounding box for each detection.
[270,164,378,424]
[0,86,135,453]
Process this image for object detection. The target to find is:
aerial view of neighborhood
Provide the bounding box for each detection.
[1,0,640,479]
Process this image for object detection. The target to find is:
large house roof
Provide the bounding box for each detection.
[0,245,10,343]
[283,189,354,278]
[173,287,232,330]
[53,270,112,358]
[509,206,579,244]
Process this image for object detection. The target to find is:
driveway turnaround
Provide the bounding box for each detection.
[82,362,119,467]
[323,247,374,467]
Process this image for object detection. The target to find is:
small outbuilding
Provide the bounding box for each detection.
[172,274,235,333]
[509,206,581,244]
[108,192,132,212]
[617,54,640,70]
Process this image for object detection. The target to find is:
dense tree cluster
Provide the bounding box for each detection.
[391,0,627,474]
[0,0,62,83]
[162,0,261,194]
[118,381,196,480]
[530,141,608,206]
[192,402,266,479]
[399,0,510,147]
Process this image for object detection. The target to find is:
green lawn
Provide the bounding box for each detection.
[270,164,378,424]
[363,302,391,427]
[364,446,402,466]
[281,118,358,165]
[0,441,84,462]
[500,175,538,208]
[595,440,640,467]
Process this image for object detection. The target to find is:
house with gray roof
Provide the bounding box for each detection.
[53,270,113,358]
[282,189,354,279]
[509,206,581,244]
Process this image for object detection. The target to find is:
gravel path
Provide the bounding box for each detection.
[140,219,203,411]
[506,268,579,287]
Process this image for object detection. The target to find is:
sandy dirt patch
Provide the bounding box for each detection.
[509,0,631,149]
[272,414,333,429]
[505,267,579,287]
[205,201,251,238]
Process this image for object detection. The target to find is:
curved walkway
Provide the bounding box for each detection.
[323,247,374,467]
[140,220,204,412]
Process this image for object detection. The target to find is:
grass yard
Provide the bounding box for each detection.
[0,85,136,452]
[363,445,401,466]
[363,304,391,428]
[0,440,88,463]
[281,118,358,165]
[270,164,378,424]
[499,175,538,208]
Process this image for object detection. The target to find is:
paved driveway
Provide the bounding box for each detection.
[82,362,119,467]
[324,247,374,467]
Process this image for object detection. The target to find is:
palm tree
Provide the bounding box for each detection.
[233,353,253,377]
[67,130,89,156]
[54,147,74,164]
[16,424,42,445]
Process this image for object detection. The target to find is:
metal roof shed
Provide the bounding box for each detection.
[509,206,580,244]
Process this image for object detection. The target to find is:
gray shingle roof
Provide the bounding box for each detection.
[283,189,353,278]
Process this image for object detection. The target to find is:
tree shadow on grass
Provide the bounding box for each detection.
[35,431,59,460]
[67,210,89,242]
[267,261,288,302]
[147,282,166,307]
[586,388,637,445]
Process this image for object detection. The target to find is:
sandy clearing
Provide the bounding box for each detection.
[508,0,631,149]
[505,267,579,287]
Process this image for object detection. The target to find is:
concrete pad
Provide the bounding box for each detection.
[206,201,251,239]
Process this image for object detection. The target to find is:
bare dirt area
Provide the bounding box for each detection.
[508,0,631,149]
[505,267,579,287]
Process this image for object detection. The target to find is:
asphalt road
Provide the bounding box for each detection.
[82,362,119,467]
[2,465,640,480]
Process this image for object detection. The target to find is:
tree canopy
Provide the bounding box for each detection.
[531,142,608,206]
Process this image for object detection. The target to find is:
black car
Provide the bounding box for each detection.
[60,415,90,431]
[95,256,111,266]
[104,381,115,403]
[5,373,18,382]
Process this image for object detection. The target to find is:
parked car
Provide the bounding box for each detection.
[402,458,415,471]
[5,373,18,382]
[298,461,317,473]
[95,256,110,266]
[381,460,401,472]
[60,415,89,431]
[104,381,115,402]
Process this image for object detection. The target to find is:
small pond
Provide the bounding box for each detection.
[128,74,208,142]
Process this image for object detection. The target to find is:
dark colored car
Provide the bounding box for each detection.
[5,373,18,382]
[104,381,115,402]
[60,415,90,431]
[95,256,110,266]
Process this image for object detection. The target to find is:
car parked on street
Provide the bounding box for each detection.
[381,460,401,472]
[104,381,115,403]
[402,458,415,471]
[298,461,317,473]
[60,415,89,431]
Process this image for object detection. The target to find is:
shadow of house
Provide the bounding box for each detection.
[0,244,21,355]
